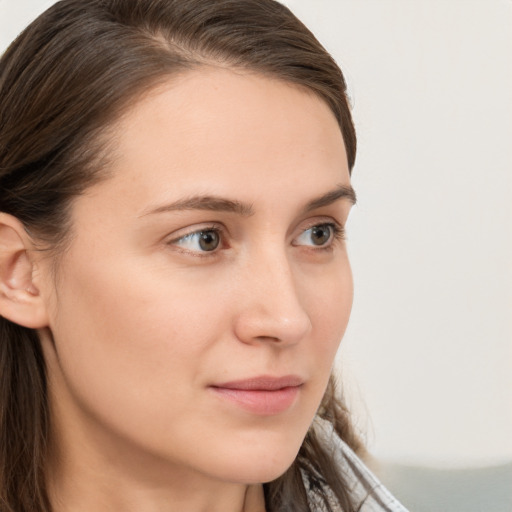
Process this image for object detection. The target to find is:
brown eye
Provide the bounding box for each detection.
[295,223,334,247]
[172,228,222,253]
[310,225,332,245]
[198,230,220,251]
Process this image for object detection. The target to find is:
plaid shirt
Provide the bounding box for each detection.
[304,419,409,512]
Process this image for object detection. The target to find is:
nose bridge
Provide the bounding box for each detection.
[233,242,312,345]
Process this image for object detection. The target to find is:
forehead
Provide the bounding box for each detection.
[81,67,349,215]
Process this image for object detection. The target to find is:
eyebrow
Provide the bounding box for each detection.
[304,184,357,211]
[142,196,254,217]
[141,184,356,217]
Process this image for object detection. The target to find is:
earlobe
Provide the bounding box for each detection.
[0,213,49,329]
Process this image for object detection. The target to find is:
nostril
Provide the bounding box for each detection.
[255,335,281,343]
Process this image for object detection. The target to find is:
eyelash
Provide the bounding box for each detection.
[167,224,224,257]
[167,221,345,257]
[294,222,345,250]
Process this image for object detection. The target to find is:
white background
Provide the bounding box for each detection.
[1,0,511,468]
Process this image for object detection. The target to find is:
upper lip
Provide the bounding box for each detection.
[211,375,304,391]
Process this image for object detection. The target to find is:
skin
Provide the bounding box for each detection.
[30,67,355,512]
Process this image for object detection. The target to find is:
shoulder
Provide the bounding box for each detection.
[304,418,410,512]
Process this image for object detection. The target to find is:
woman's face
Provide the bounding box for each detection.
[40,68,355,485]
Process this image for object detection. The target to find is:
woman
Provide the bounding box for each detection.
[0,1,408,511]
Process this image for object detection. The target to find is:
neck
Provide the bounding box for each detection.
[49,474,265,512]
[47,432,266,512]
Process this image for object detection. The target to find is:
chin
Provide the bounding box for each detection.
[211,436,304,485]
[229,416,314,483]
[222,459,297,486]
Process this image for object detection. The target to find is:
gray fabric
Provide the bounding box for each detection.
[374,461,512,512]
[305,418,409,512]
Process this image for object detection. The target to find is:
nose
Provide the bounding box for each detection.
[232,249,312,347]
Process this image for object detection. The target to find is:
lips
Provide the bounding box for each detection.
[209,375,304,415]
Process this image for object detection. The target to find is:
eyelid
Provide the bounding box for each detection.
[299,216,344,232]
[299,215,345,235]
[292,218,346,248]
[165,223,227,256]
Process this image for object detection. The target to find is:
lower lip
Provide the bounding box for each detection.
[210,386,301,415]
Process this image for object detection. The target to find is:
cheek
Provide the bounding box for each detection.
[46,248,232,438]
[306,255,353,357]
[292,255,353,415]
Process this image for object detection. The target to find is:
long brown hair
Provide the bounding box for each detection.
[0,1,360,510]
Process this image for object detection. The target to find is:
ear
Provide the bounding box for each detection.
[0,213,49,329]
